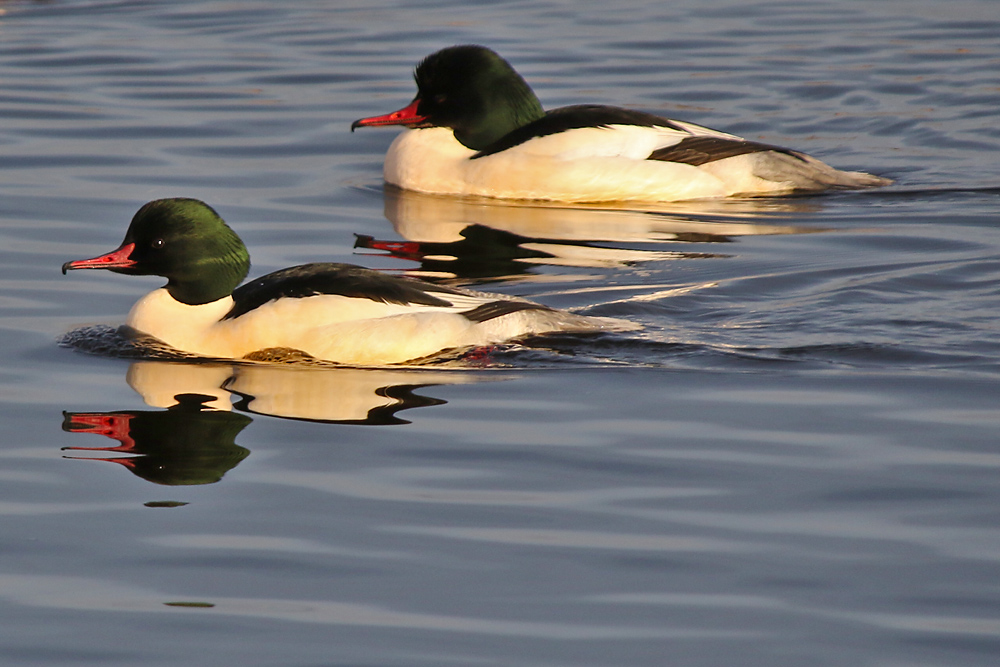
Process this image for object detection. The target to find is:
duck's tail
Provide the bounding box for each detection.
[748,150,893,193]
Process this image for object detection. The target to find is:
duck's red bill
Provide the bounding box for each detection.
[351,99,427,130]
[62,412,137,452]
[355,235,425,260]
[61,242,136,274]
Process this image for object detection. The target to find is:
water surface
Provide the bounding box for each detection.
[1,1,999,665]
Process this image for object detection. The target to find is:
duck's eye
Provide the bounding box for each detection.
[434,94,447,104]
[151,238,165,249]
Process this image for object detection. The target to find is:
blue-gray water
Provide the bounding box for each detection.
[2,1,999,665]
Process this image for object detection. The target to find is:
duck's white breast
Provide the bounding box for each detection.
[126,288,237,358]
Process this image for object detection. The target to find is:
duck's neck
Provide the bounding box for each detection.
[454,82,545,151]
[165,243,249,305]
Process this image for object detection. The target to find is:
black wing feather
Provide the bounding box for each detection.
[649,136,806,166]
[224,263,461,321]
[473,104,685,159]
[460,300,552,323]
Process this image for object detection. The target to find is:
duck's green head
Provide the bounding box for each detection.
[62,198,251,305]
[414,45,546,150]
[352,45,546,152]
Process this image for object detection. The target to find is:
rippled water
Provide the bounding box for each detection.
[2,1,999,665]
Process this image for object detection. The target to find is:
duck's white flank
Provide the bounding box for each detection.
[126,286,631,365]
[383,126,886,203]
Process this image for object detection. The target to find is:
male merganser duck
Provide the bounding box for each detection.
[62,198,631,365]
[352,45,891,202]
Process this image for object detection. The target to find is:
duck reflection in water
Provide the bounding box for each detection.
[356,186,824,280]
[120,359,476,424]
[62,396,251,486]
[60,359,486,484]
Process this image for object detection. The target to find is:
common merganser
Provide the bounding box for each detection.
[62,198,633,365]
[352,45,891,202]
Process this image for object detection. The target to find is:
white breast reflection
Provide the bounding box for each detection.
[356,186,825,279]
[62,361,495,485]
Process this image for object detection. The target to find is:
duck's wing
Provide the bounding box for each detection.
[473,104,804,167]
[473,105,687,158]
[226,262,551,323]
[649,134,807,166]
[660,119,889,189]
[226,263,453,320]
